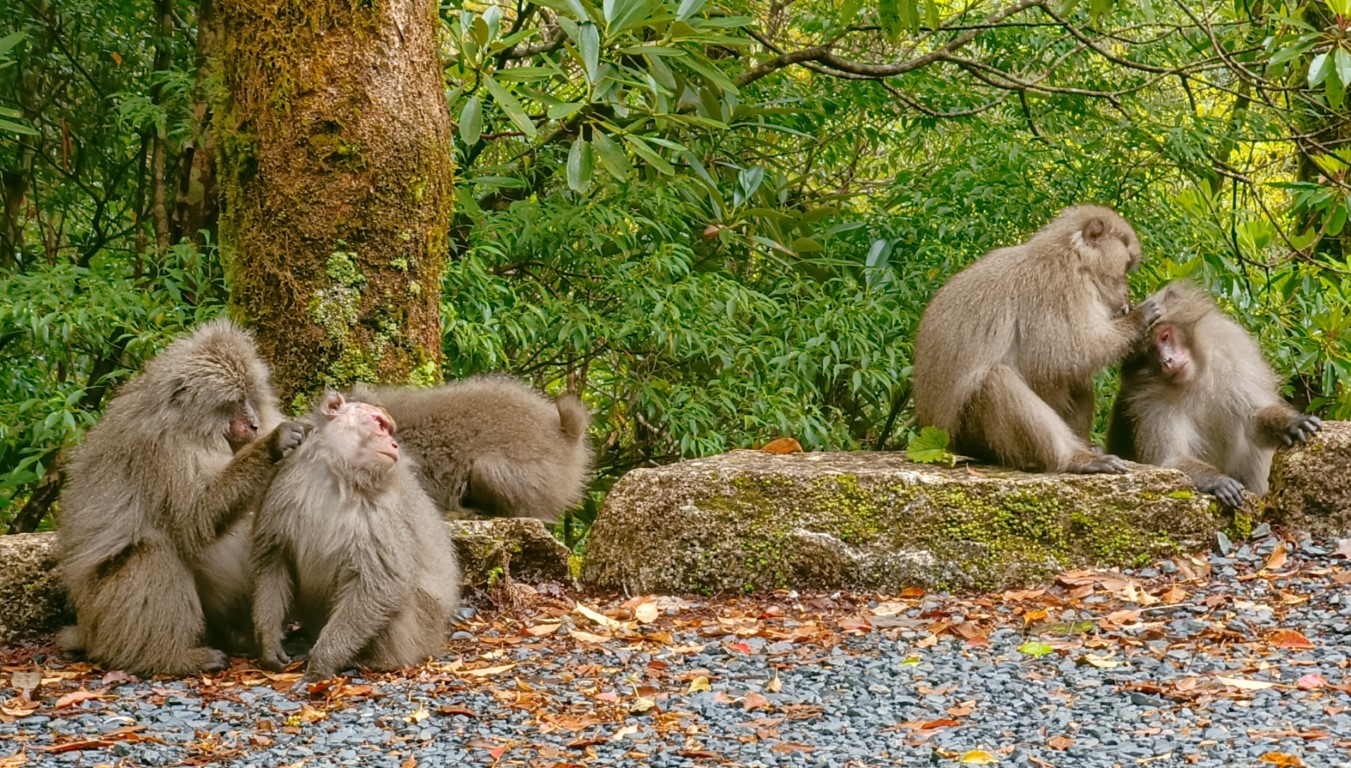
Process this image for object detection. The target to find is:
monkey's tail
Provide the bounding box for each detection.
[555,394,591,442]
[56,624,85,655]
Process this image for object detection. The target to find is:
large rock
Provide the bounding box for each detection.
[1267,420,1351,537]
[583,450,1224,595]
[0,519,569,645]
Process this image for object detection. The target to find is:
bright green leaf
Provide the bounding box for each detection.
[481,76,538,138]
[1309,52,1331,88]
[676,0,707,20]
[458,95,482,146]
[905,426,955,465]
[577,21,600,84]
[566,135,594,193]
[590,129,631,180]
[1018,641,1055,657]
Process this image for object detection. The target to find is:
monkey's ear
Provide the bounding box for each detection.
[318,390,346,420]
[1081,217,1108,243]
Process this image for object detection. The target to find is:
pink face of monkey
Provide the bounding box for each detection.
[316,392,400,468]
[1151,323,1195,384]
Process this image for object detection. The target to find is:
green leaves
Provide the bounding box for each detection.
[481,76,537,139]
[906,427,957,466]
[459,95,483,146]
[567,135,594,192]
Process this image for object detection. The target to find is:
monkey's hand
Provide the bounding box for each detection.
[258,644,292,673]
[302,660,338,683]
[1197,475,1246,509]
[266,420,311,461]
[1135,295,1162,330]
[1278,413,1322,446]
[1066,452,1129,474]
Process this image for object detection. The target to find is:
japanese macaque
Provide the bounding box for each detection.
[912,205,1157,473]
[56,320,307,676]
[251,392,461,681]
[351,375,592,522]
[1108,281,1321,508]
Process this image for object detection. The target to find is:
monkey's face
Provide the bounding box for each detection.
[324,398,400,469]
[225,399,262,453]
[1151,323,1194,384]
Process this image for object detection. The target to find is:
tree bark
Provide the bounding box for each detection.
[215,0,454,405]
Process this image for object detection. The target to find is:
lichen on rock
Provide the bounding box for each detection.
[582,450,1224,595]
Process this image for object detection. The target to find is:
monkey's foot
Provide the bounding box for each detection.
[189,647,230,673]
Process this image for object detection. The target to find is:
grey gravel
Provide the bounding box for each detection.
[2,533,1350,767]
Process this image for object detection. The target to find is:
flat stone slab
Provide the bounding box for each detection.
[0,519,570,645]
[583,450,1223,595]
[1267,420,1351,537]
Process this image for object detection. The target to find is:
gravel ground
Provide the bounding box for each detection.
[2,526,1350,768]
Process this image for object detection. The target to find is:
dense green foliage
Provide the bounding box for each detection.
[4,0,1351,535]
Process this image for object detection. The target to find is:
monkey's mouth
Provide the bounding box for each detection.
[1161,360,1192,383]
[375,447,400,463]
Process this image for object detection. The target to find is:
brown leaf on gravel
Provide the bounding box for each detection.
[53,689,108,710]
[1269,629,1315,650]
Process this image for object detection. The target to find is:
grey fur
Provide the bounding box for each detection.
[251,393,461,681]
[351,375,593,522]
[56,319,306,675]
[912,205,1154,474]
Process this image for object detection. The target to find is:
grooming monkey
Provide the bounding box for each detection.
[251,392,461,681]
[912,205,1158,473]
[56,320,307,675]
[1108,281,1321,508]
[352,375,592,522]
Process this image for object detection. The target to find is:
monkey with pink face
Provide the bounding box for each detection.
[251,392,460,681]
[1109,281,1321,508]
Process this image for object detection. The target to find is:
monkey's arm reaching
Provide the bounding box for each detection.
[1253,404,1322,448]
[176,422,307,559]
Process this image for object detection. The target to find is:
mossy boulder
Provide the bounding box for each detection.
[582,450,1224,595]
[0,520,569,645]
[1267,420,1351,537]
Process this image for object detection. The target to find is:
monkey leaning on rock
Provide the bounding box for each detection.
[912,204,1158,474]
[56,319,308,676]
[251,392,461,681]
[351,375,592,522]
[1108,281,1322,508]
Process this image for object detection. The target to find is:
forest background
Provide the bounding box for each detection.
[2,0,1350,546]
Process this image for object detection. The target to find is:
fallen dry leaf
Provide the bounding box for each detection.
[760,437,803,454]
[459,663,517,677]
[1216,676,1277,691]
[634,602,660,624]
[1264,544,1289,571]
[687,676,712,694]
[959,749,999,764]
[524,622,562,637]
[53,689,109,710]
[1269,629,1315,650]
[574,602,623,630]
[1258,752,1304,766]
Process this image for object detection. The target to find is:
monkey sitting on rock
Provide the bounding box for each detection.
[912,205,1158,474]
[56,319,307,676]
[352,375,593,522]
[251,392,461,681]
[1108,281,1322,508]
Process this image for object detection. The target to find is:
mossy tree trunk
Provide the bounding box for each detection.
[215,0,453,407]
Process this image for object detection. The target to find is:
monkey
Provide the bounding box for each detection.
[911,205,1158,474]
[55,319,308,676]
[351,375,592,522]
[1107,281,1322,508]
[251,392,461,681]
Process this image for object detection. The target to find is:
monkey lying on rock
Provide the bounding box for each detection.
[1109,281,1322,508]
[57,319,307,676]
[251,392,461,681]
[913,205,1158,473]
[352,375,592,522]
